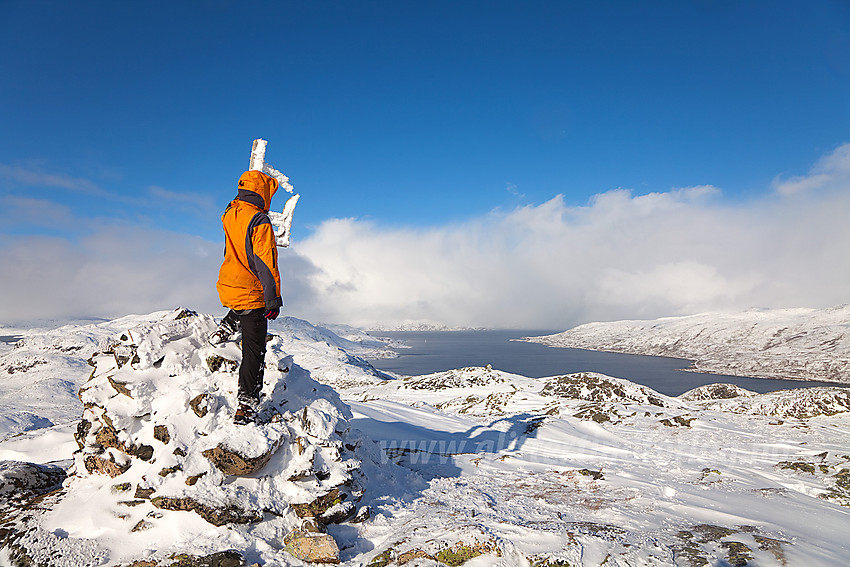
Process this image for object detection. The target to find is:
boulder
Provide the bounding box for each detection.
[84,453,130,478]
[291,487,344,518]
[154,425,171,444]
[151,496,262,527]
[206,355,238,373]
[283,530,340,564]
[317,500,356,524]
[203,443,278,476]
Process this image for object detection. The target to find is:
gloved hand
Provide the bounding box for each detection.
[264,308,279,320]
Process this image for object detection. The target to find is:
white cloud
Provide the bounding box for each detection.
[0,229,221,322]
[0,196,76,230]
[2,146,849,329]
[773,142,850,195]
[0,163,105,195]
[295,170,850,328]
[147,186,218,215]
[0,220,325,324]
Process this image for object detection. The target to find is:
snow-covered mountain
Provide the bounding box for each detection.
[521,305,850,384]
[352,320,485,332]
[2,309,850,566]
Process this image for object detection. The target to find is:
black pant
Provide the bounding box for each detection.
[222,308,267,403]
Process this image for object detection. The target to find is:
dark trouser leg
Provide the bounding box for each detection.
[238,308,267,404]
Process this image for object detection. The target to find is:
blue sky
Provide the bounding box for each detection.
[2,1,850,327]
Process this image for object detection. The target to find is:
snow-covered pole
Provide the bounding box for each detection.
[249,138,300,248]
[249,139,268,171]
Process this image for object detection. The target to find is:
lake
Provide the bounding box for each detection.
[364,330,846,397]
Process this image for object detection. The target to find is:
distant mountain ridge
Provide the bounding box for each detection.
[354,320,486,332]
[521,305,850,384]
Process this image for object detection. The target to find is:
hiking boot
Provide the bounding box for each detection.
[209,312,241,347]
[233,402,256,425]
[208,327,232,347]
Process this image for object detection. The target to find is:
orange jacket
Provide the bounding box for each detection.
[216,170,283,311]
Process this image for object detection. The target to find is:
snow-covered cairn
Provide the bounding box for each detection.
[69,308,367,559]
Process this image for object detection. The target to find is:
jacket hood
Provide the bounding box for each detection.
[237,170,278,211]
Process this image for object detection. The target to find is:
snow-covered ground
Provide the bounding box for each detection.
[521,305,850,385]
[2,309,850,566]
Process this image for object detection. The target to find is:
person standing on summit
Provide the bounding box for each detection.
[211,170,283,425]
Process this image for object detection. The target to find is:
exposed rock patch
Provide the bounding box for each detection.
[202,443,281,476]
[151,496,262,526]
[283,530,340,563]
[0,461,66,499]
[679,383,757,401]
[540,373,669,407]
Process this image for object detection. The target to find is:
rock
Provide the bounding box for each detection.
[92,417,153,461]
[50,312,369,565]
[206,355,238,373]
[173,308,198,320]
[186,472,206,486]
[113,344,140,368]
[349,505,371,523]
[119,550,247,567]
[135,485,155,499]
[130,443,155,461]
[578,468,604,480]
[203,444,277,476]
[317,500,355,524]
[84,454,130,478]
[679,383,757,401]
[94,419,122,450]
[283,530,340,564]
[154,425,171,444]
[541,373,667,407]
[131,520,153,532]
[291,487,344,518]
[189,393,213,418]
[300,518,325,533]
[435,540,500,566]
[74,418,92,450]
[397,549,433,565]
[0,461,67,499]
[151,496,262,527]
[168,550,245,567]
[159,465,182,477]
[108,375,133,397]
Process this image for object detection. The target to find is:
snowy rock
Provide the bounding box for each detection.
[83,452,131,478]
[205,354,238,373]
[702,386,850,418]
[68,309,366,527]
[0,461,66,499]
[401,365,506,390]
[282,529,340,564]
[118,550,247,567]
[150,495,262,527]
[539,372,671,407]
[679,382,758,401]
[202,443,281,476]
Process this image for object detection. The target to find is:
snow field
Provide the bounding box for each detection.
[1,311,849,565]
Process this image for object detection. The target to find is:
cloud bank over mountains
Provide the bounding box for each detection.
[2,144,849,328]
